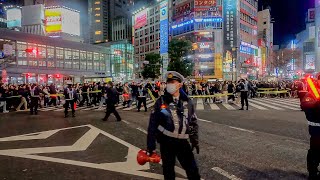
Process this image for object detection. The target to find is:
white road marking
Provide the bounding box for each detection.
[136,127,147,134]
[221,103,236,110]
[253,98,299,110]
[248,99,284,110]
[229,126,254,133]
[262,98,300,109]
[246,101,268,110]
[122,120,130,125]
[198,118,212,123]
[209,103,220,110]
[196,98,204,110]
[274,98,300,105]
[212,167,242,180]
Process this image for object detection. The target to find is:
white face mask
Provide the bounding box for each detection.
[166,83,178,94]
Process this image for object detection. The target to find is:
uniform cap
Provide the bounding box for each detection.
[165,71,184,83]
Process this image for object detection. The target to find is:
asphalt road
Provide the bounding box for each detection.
[0,107,310,180]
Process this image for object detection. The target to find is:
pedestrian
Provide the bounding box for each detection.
[63,84,78,118]
[0,92,9,113]
[300,73,320,180]
[137,83,147,112]
[147,71,201,180]
[102,81,121,122]
[29,83,41,115]
[79,83,89,107]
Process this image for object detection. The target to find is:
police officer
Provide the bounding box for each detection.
[64,84,78,118]
[29,83,41,115]
[239,78,249,110]
[301,73,320,179]
[102,81,121,122]
[137,83,147,112]
[147,71,200,180]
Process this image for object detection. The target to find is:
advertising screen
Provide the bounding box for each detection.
[195,0,216,6]
[61,8,80,36]
[305,54,316,70]
[22,4,44,26]
[6,8,22,28]
[45,8,62,33]
[134,9,147,29]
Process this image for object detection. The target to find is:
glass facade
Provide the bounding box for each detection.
[110,43,134,81]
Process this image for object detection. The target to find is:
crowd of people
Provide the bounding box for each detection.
[0,79,304,114]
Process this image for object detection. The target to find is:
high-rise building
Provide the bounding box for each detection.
[258,8,273,77]
[223,0,258,80]
[132,1,162,77]
[171,0,224,79]
[89,0,132,44]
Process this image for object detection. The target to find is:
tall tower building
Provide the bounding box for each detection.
[223,0,258,80]
[89,0,132,44]
[171,0,224,79]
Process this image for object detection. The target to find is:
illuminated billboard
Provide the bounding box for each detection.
[305,54,316,70]
[45,9,62,33]
[45,7,80,36]
[6,8,22,28]
[134,9,147,29]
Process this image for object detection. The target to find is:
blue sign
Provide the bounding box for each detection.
[0,51,4,59]
[160,19,169,54]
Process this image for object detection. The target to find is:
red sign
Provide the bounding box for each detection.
[174,2,192,18]
[194,0,216,6]
[308,8,315,22]
[134,10,147,29]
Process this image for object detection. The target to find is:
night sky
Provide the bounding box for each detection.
[259,0,315,45]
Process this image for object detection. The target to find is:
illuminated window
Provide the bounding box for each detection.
[95,40,102,43]
[94,1,100,4]
[95,31,102,35]
[95,20,101,22]
[95,13,101,16]
[95,7,100,10]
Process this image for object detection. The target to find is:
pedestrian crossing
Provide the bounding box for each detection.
[37,99,155,112]
[193,98,302,111]
[36,98,302,112]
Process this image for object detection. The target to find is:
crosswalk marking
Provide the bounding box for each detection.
[276,98,300,105]
[196,98,204,110]
[221,103,236,110]
[246,101,268,110]
[248,99,284,110]
[209,103,220,110]
[262,98,300,109]
[253,98,300,111]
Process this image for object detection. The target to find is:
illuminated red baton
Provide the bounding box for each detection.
[307,76,320,99]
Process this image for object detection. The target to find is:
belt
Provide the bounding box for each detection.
[308,121,320,127]
[158,125,189,139]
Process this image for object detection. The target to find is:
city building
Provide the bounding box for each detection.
[89,0,132,44]
[171,0,224,79]
[132,1,162,78]
[0,28,133,84]
[257,8,273,78]
[223,0,259,80]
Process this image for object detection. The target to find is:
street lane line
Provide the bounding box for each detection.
[198,118,212,123]
[212,167,242,180]
[221,103,236,110]
[122,120,130,125]
[248,99,284,110]
[275,98,300,105]
[196,98,204,110]
[245,101,268,110]
[229,126,255,133]
[262,98,300,109]
[209,103,220,110]
[253,98,299,110]
[136,127,147,134]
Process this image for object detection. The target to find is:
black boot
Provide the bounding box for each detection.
[239,107,244,110]
[64,114,69,118]
[246,106,249,110]
[72,113,75,117]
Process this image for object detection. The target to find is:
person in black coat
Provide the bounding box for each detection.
[102,81,121,122]
[64,84,78,118]
[29,84,42,115]
[137,84,147,112]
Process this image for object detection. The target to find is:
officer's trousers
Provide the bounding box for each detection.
[64,100,75,116]
[159,136,200,180]
[103,102,121,121]
[240,91,248,108]
[30,97,39,114]
[307,136,320,179]
[137,97,147,111]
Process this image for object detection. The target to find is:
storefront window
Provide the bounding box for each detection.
[72,50,80,69]
[17,41,27,58]
[94,52,100,70]
[80,51,87,70]
[100,54,106,71]
[87,52,93,70]
[27,43,37,58]
[38,45,46,59]
[64,49,72,68]
[47,46,54,59]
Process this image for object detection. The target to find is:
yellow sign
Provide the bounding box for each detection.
[45,9,62,33]
[104,78,112,82]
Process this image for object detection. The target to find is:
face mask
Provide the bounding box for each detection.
[166,83,178,94]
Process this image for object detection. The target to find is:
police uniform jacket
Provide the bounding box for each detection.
[64,88,78,101]
[147,89,199,152]
[29,85,41,97]
[301,92,320,136]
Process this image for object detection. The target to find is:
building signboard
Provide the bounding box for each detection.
[6,8,22,28]
[134,9,147,29]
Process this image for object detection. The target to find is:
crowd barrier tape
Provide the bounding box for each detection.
[3,90,104,99]
[189,93,234,98]
[256,90,289,95]
[257,88,275,91]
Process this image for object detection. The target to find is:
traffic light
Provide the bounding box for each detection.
[25,48,37,53]
[56,74,61,78]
